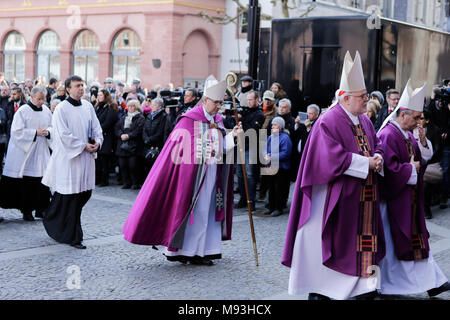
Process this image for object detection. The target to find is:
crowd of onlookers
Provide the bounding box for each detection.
[0,73,449,219]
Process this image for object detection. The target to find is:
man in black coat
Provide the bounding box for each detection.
[374,89,399,131]
[235,90,265,212]
[5,87,27,140]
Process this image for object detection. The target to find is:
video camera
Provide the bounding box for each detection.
[222,100,253,115]
[433,86,450,105]
[159,89,182,108]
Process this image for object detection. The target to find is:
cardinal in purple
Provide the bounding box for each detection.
[377,80,450,297]
[122,76,241,266]
[282,51,386,300]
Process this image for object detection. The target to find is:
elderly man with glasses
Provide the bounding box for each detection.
[377,80,450,298]
[283,51,385,300]
[374,89,400,131]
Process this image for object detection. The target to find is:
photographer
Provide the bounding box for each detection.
[166,88,198,129]
[428,82,450,209]
[235,90,265,212]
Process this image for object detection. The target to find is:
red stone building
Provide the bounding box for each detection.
[0,0,225,89]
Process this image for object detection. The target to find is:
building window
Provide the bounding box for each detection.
[36,30,60,81]
[238,9,248,37]
[73,30,99,85]
[3,31,26,81]
[111,29,141,84]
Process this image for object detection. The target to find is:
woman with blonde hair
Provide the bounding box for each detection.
[366,99,380,125]
[115,99,145,189]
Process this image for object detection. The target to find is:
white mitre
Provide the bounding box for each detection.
[397,79,426,112]
[203,75,227,101]
[339,51,366,93]
[378,79,427,132]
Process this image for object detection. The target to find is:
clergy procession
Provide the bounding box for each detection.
[0,53,450,300]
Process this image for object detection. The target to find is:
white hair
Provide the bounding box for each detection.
[279,98,291,109]
[307,104,320,114]
[31,86,47,97]
[50,98,61,106]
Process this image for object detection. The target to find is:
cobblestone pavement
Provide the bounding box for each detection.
[0,181,449,300]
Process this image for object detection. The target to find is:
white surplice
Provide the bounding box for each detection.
[289,107,382,300]
[378,120,448,294]
[41,99,103,195]
[3,104,52,178]
[163,108,235,258]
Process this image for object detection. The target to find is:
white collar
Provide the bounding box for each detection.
[391,120,410,139]
[203,105,215,123]
[340,104,360,125]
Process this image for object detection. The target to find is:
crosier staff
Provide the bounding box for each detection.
[225,72,259,266]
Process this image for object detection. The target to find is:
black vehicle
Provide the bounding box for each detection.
[266,16,450,110]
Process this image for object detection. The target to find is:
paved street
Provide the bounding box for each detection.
[1,182,450,300]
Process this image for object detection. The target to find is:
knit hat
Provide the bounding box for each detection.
[263,90,275,101]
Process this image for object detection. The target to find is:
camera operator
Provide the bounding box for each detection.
[428,81,450,209]
[166,88,199,132]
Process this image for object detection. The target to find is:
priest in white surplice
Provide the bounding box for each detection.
[0,86,52,221]
[377,80,450,297]
[282,51,386,300]
[42,75,103,250]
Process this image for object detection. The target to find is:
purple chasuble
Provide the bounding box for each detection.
[377,122,430,261]
[282,104,386,277]
[122,105,234,250]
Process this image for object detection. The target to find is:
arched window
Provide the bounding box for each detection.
[73,30,99,84]
[111,29,141,84]
[3,31,26,81]
[36,30,60,81]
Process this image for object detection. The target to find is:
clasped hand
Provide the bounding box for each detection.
[369,155,383,172]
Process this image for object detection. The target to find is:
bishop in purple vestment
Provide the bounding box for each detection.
[122,77,241,266]
[282,51,386,300]
[377,79,450,297]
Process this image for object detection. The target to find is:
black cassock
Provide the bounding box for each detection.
[43,191,92,245]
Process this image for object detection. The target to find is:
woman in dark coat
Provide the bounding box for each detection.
[115,99,145,189]
[95,89,119,186]
[142,97,168,173]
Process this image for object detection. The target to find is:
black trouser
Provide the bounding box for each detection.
[96,154,113,184]
[268,168,290,211]
[118,156,141,186]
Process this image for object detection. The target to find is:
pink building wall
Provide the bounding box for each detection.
[0,0,225,90]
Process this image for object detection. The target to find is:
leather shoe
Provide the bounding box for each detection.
[190,257,214,266]
[71,242,87,249]
[0,217,4,223]
[264,209,274,215]
[354,291,379,300]
[428,281,450,297]
[121,184,131,189]
[23,213,35,221]
[270,210,283,217]
[234,199,246,209]
[35,210,44,219]
[425,207,432,219]
[308,293,331,300]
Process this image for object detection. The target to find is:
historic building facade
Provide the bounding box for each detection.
[0,0,226,89]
